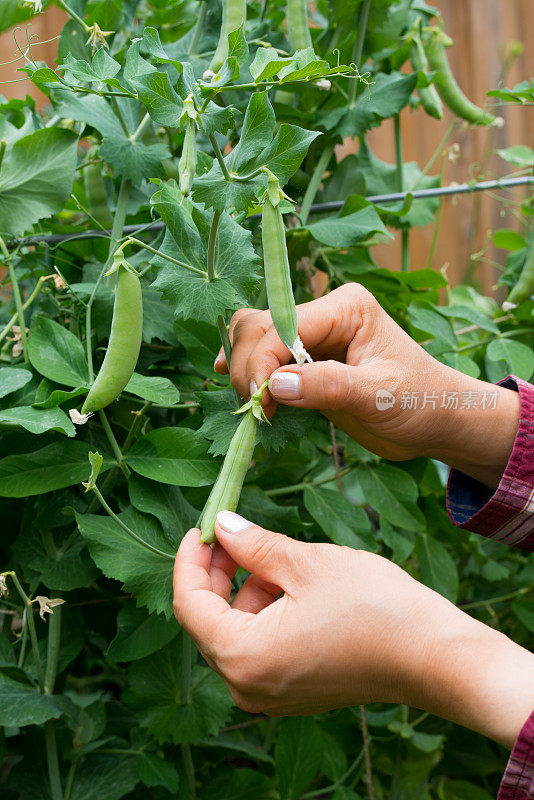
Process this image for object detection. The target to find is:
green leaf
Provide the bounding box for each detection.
[124,636,234,743]
[512,596,534,633]
[380,519,415,563]
[440,352,480,379]
[173,318,221,378]
[28,316,89,387]
[227,24,249,66]
[497,145,534,168]
[0,367,33,399]
[415,534,459,602]
[0,127,78,236]
[306,203,389,247]
[439,780,495,800]
[0,441,112,497]
[0,674,64,727]
[151,186,261,323]
[0,406,75,437]
[32,385,88,409]
[485,339,534,381]
[137,752,180,793]
[108,602,179,662]
[227,91,275,174]
[69,755,139,800]
[126,427,220,486]
[437,304,499,334]
[275,718,324,800]
[128,473,198,545]
[125,373,180,405]
[239,486,302,536]
[357,463,424,531]
[493,229,527,251]
[201,767,276,800]
[250,48,293,83]
[76,506,176,617]
[131,71,183,126]
[304,486,376,551]
[13,529,98,591]
[99,135,169,184]
[408,302,457,348]
[59,49,121,83]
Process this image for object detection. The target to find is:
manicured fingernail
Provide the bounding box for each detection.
[269,372,302,400]
[216,510,250,534]
[249,380,258,397]
[214,352,225,369]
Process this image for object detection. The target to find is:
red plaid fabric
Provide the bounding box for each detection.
[447,376,534,551]
[498,711,534,800]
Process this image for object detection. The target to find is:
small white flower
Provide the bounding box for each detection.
[9,325,28,358]
[52,274,66,290]
[202,69,215,82]
[316,79,331,91]
[502,300,518,312]
[69,409,93,425]
[85,23,114,53]
[22,0,43,15]
[0,575,8,598]
[32,596,65,621]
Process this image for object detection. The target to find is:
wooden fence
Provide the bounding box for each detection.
[1,0,533,294]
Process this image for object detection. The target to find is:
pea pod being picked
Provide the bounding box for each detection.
[261,172,311,366]
[200,383,268,545]
[81,250,143,414]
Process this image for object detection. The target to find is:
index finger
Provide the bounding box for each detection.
[173,529,241,655]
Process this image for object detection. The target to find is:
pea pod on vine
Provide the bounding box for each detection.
[408,20,443,120]
[261,170,311,366]
[200,382,268,545]
[209,0,247,73]
[507,226,534,307]
[178,94,199,198]
[81,249,143,414]
[83,162,113,228]
[286,0,313,53]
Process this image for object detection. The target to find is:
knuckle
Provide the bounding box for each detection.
[249,531,283,569]
[322,361,354,409]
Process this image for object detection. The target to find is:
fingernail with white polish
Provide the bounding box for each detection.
[269,372,302,400]
[216,510,250,534]
[249,380,258,397]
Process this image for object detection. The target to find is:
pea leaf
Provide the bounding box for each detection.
[304,486,376,551]
[137,752,180,793]
[12,529,98,591]
[68,755,139,800]
[0,127,78,236]
[130,71,183,126]
[108,602,179,662]
[128,472,198,544]
[408,302,457,348]
[28,316,89,387]
[126,427,220,486]
[173,318,221,379]
[76,506,176,617]
[150,185,261,323]
[415,534,459,602]
[0,674,65,727]
[0,406,75,437]
[0,367,33,399]
[125,373,180,405]
[275,718,324,800]
[306,203,389,247]
[0,441,113,497]
[356,463,425,531]
[124,635,234,743]
[485,339,534,381]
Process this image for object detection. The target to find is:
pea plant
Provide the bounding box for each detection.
[0,0,533,798]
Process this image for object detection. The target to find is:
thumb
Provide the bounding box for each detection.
[214,511,302,589]
[268,361,363,412]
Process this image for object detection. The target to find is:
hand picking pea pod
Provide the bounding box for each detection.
[209,0,247,73]
[81,254,143,414]
[261,172,311,366]
[200,383,268,545]
[425,28,498,126]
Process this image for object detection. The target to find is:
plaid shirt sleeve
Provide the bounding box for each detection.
[447,376,534,552]
[498,710,534,800]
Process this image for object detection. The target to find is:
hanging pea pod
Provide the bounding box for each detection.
[408,20,443,120]
[209,0,247,73]
[508,226,534,306]
[286,0,313,52]
[178,94,199,198]
[424,28,498,126]
[84,163,113,228]
[81,251,143,414]
[261,171,311,366]
[200,382,268,545]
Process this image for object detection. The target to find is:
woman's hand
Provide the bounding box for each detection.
[215,284,519,488]
[174,512,534,748]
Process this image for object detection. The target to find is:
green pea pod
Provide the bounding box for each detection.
[84,163,113,228]
[261,174,311,365]
[425,29,497,126]
[82,265,143,414]
[286,0,312,52]
[200,406,260,545]
[409,23,443,120]
[209,0,247,73]
[508,228,534,306]
[179,118,197,197]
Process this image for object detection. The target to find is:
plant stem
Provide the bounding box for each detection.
[126,237,207,277]
[44,721,64,800]
[217,315,232,367]
[207,210,221,281]
[63,763,77,800]
[55,0,90,32]
[131,112,152,143]
[0,138,6,172]
[188,1,207,55]
[209,135,231,181]
[181,744,196,799]
[262,718,278,753]
[461,586,529,611]
[411,118,456,190]
[6,572,44,689]
[0,237,29,361]
[97,410,130,479]
[360,705,375,800]
[394,114,409,271]
[90,486,175,559]
[426,154,446,270]
[302,750,365,798]
[0,274,51,343]
[122,402,151,453]
[348,0,371,105]
[300,144,334,226]
[86,178,131,381]
[110,96,131,137]
[265,465,354,496]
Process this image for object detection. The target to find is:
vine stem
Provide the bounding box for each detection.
[125,237,207,277]
[188,1,206,55]
[45,721,64,800]
[90,486,175,559]
[54,0,90,32]
[44,605,63,800]
[0,138,6,172]
[265,465,354,496]
[181,744,196,799]
[0,237,29,361]
[208,135,231,181]
[207,210,221,281]
[460,586,529,610]
[300,144,334,226]
[394,114,409,272]
[0,274,51,344]
[348,0,371,105]
[6,571,44,689]
[97,410,130,479]
[122,402,151,453]
[110,96,131,138]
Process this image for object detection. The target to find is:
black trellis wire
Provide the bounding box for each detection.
[5,175,533,250]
